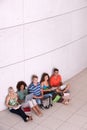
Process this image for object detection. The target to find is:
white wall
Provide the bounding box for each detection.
[0,0,87,111]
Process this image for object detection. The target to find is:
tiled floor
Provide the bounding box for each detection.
[0,68,87,130]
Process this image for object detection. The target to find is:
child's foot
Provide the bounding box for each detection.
[29,116,33,121]
[64,101,69,105]
[50,104,53,107]
[38,113,43,117]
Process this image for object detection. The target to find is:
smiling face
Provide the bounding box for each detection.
[8,87,14,95]
[20,84,25,90]
[44,75,49,81]
[54,70,59,76]
[33,77,38,85]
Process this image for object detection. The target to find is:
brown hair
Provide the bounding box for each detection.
[32,75,38,80]
[40,73,50,83]
[53,68,59,72]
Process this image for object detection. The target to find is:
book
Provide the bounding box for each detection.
[23,107,31,112]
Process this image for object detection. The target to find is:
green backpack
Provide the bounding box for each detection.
[53,95,61,102]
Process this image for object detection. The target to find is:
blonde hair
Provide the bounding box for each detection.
[8,86,13,91]
[8,87,17,98]
[8,87,15,95]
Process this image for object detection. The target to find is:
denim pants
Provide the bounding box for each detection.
[36,93,52,105]
[43,93,53,105]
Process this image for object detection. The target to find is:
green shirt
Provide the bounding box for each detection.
[17,89,28,100]
[9,98,18,106]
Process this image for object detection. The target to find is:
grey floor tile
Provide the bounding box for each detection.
[0,123,10,130]
[51,107,73,121]
[12,120,38,130]
[76,108,87,117]
[0,109,9,118]
[32,125,50,130]
[80,121,87,130]
[67,114,87,128]
[0,113,21,127]
[56,121,81,130]
[41,116,63,130]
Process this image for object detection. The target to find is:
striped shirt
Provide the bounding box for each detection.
[28,82,41,96]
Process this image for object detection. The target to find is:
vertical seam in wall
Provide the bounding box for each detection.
[22,0,25,80]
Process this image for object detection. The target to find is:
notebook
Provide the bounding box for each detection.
[25,93,33,102]
[59,84,66,90]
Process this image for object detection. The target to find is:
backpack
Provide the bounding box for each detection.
[52,92,64,103]
[42,96,52,109]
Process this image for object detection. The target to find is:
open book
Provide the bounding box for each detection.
[59,84,66,90]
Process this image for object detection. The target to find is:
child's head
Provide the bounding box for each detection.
[32,75,38,84]
[53,68,59,76]
[8,87,14,95]
[40,73,49,82]
[16,81,27,91]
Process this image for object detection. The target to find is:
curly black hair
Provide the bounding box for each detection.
[16,81,27,91]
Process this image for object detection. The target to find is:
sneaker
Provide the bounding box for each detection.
[39,104,45,110]
[24,117,29,122]
[44,106,49,109]
[50,104,53,107]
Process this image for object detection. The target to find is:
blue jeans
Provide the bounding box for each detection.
[36,99,42,105]
[44,93,52,99]
[36,93,52,105]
